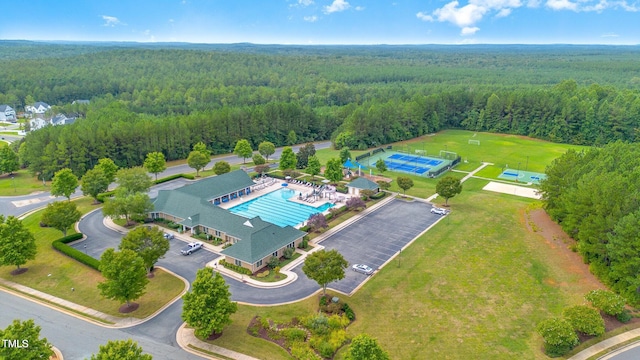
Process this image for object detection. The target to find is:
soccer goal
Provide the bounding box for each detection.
[468,139,480,145]
[415,149,426,156]
[439,150,458,160]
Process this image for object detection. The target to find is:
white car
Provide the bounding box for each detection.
[163,233,174,240]
[180,242,203,255]
[352,264,374,275]
[430,207,447,215]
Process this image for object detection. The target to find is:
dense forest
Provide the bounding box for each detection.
[2,41,640,178]
[540,143,640,304]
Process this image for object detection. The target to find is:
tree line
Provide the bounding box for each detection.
[540,142,640,304]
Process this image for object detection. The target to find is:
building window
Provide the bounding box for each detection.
[272,251,278,257]
[287,242,295,249]
[235,259,242,266]
[256,259,263,267]
[215,230,221,237]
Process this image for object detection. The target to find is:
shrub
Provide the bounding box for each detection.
[320,296,328,306]
[316,340,335,359]
[291,341,322,360]
[219,259,252,275]
[167,221,180,229]
[336,185,348,194]
[96,190,116,203]
[370,191,387,200]
[304,314,329,336]
[154,173,183,185]
[52,233,101,271]
[281,328,308,345]
[563,305,605,336]
[299,237,309,249]
[268,256,280,269]
[585,289,626,316]
[328,314,350,330]
[252,153,266,165]
[328,329,348,351]
[283,247,295,259]
[617,309,633,323]
[181,173,195,180]
[536,317,579,357]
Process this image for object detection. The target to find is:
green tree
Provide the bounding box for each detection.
[339,147,352,164]
[0,145,19,175]
[0,216,37,272]
[585,289,626,316]
[296,143,316,169]
[536,317,579,357]
[98,248,149,309]
[324,158,343,183]
[377,180,391,191]
[233,139,253,164]
[115,167,153,194]
[143,152,166,181]
[0,319,53,360]
[563,305,605,336]
[252,153,265,165]
[103,192,153,226]
[287,130,297,145]
[187,150,209,177]
[51,168,78,200]
[81,167,109,203]
[96,158,118,184]
[396,176,414,196]
[213,161,231,175]
[119,226,170,275]
[182,267,238,338]
[40,201,81,237]
[345,334,389,360]
[306,155,321,179]
[606,210,640,304]
[436,176,462,205]
[279,146,297,171]
[302,249,348,296]
[375,159,387,174]
[255,164,270,175]
[193,141,211,157]
[89,339,152,360]
[258,141,275,162]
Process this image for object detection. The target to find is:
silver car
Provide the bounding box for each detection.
[352,264,374,275]
[430,207,447,215]
[180,242,203,255]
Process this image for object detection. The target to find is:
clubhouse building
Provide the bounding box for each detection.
[150,170,305,273]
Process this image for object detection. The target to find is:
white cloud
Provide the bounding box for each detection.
[430,2,488,27]
[299,0,314,5]
[495,8,512,16]
[461,26,480,35]
[101,15,121,27]
[324,0,351,14]
[546,0,578,10]
[304,15,319,22]
[416,11,434,21]
[355,6,365,10]
[601,32,619,37]
[169,18,175,23]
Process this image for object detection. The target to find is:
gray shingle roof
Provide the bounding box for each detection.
[347,177,380,190]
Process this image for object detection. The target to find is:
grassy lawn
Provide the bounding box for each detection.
[0,197,186,319]
[0,169,50,196]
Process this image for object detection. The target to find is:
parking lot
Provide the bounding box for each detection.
[319,198,443,295]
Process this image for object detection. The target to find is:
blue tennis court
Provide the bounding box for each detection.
[388,153,443,167]
[384,161,429,174]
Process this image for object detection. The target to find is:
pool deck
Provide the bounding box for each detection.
[217,179,338,210]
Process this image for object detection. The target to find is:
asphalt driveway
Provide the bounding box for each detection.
[319,198,442,295]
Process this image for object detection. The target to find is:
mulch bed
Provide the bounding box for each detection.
[119,302,139,313]
[10,268,28,275]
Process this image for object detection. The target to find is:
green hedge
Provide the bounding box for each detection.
[96,190,115,203]
[52,233,101,271]
[370,191,387,200]
[219,259,252,275]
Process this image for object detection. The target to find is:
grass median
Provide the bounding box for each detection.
[0,197,186,318]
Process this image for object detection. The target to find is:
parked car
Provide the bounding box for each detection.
[430,207,448,215]
[163,233,174,240]
[180,242,203,255]
[352,264,374,275]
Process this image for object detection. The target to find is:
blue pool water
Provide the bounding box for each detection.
[228,188,333,227]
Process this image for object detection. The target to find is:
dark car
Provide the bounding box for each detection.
[163,233,174,240]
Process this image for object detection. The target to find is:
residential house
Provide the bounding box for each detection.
[25,102,51,115]
[28,117,48,131]
[150,170,306,273]
[346,177,380,196]
[50,114,76,126]
[0,105,16,122]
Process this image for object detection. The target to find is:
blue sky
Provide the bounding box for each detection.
[2,0,638,44]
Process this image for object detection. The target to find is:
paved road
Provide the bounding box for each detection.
[0,291,203,360]
[0,188,83,218]
[156,141,332,178]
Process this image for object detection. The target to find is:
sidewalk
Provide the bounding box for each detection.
[426,162,493,202]
[176,323,260,360]
[569,328,640,360]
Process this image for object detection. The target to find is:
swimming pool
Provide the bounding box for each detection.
[228,188,333,227]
